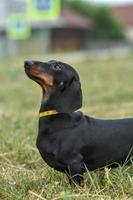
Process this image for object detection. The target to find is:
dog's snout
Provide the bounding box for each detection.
[24,60,34,69]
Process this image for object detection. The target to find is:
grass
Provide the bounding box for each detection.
[0,56,133,200]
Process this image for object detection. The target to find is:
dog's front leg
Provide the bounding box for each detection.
[66,160,84,186]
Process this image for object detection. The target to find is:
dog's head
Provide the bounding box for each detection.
[24,60,82,113]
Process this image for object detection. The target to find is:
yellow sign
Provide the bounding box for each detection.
[28,0,61,20]
[7,14,30,40]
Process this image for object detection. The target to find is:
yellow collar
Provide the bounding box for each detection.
[39,110,59,118]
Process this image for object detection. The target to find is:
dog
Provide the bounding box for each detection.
[24,60,133,185]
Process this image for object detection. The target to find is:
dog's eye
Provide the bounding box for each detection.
[52,64,62,70]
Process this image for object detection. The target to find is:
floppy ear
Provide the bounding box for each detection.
[55,76,82,113]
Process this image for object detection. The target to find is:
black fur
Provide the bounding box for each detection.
[24,60,133,185]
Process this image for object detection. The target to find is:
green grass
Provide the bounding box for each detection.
[0,56,133,200]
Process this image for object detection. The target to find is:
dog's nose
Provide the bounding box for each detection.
[24,60,34,69]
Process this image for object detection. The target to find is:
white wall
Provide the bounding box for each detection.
[126,27,133,41]
[0,0,8,29]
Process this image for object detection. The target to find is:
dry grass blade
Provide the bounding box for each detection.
[28,190,46,200]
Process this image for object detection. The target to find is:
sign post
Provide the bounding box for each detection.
[28,0,61,21]
[7,14,30,40]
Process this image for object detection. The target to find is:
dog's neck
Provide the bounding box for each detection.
[39,90,76,117]
[39,101,56,111]
[40,91,54,111]
[39,102,73,119]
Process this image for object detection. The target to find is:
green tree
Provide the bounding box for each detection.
[65,0,125,39]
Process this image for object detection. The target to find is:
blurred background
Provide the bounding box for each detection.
[1,0,133,57]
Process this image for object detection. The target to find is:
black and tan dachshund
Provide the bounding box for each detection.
[24,60,133,185]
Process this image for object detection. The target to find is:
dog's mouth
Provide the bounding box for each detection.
[24,61,54,96]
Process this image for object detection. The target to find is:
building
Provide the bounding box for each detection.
[17,5,92,55]
[112,4,133,41]
[0,0,92,57]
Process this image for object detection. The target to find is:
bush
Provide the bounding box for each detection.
[65,0,125,39]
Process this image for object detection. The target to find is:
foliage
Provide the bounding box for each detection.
[65,0,125,39]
